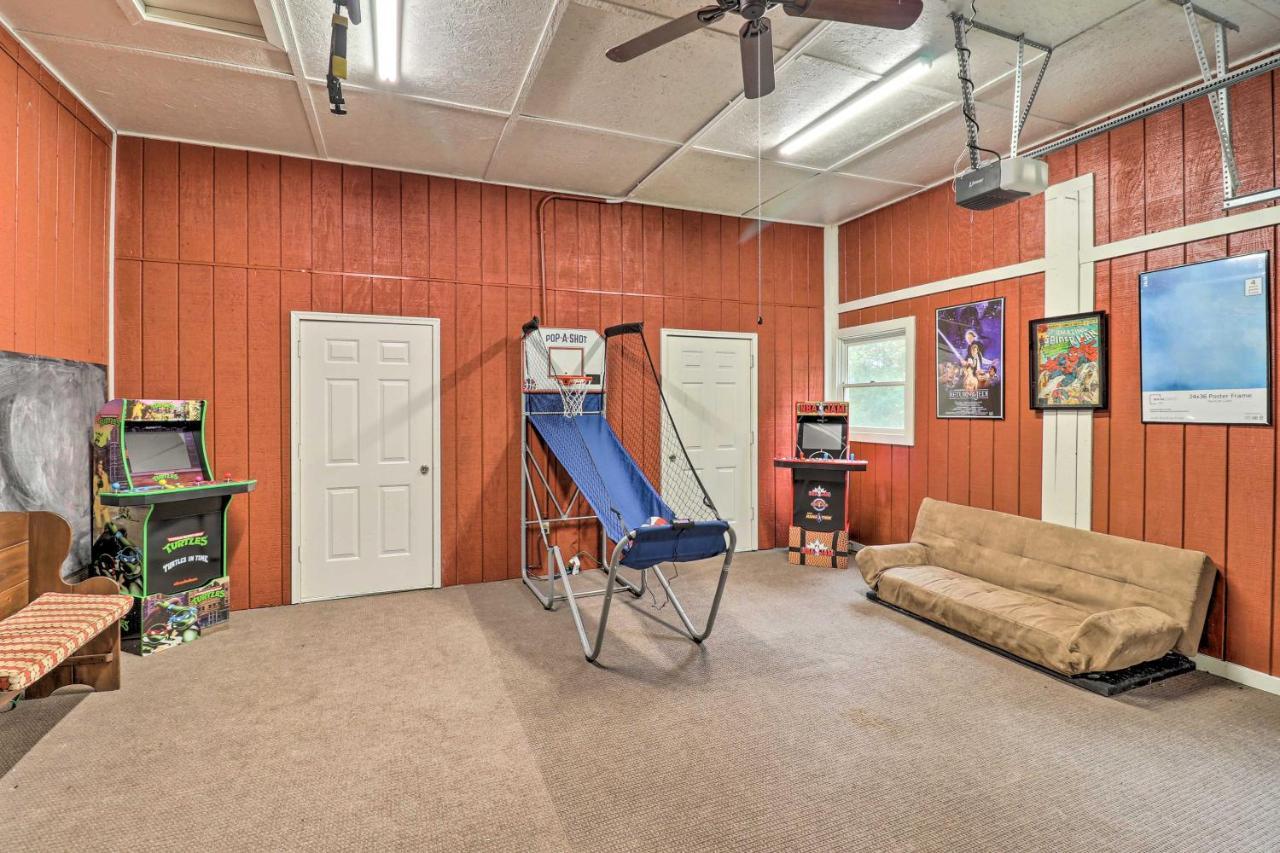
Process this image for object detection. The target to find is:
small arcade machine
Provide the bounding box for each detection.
[773,401,868,568]
[90,399,255,655]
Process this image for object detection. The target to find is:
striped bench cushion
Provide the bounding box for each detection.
[0,593,134,692]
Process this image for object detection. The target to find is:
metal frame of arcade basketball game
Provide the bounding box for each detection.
[519,321,646,625]
[519,318,736,663]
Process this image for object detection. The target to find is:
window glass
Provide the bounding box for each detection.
[846,336,906,385]
[845,385,906,430]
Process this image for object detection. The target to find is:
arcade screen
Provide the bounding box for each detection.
[801,422,844,452]
[127,429,198,474]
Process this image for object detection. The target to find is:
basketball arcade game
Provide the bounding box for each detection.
[90,399,255,655]
[773,402,867,567]
[520,319,735,662]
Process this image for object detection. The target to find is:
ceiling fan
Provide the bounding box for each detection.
[605,0,923,99]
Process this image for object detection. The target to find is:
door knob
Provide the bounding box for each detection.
[419,465,430,475]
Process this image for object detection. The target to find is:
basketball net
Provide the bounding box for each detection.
[555,375,590,419]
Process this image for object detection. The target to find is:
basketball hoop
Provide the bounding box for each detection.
[555,374,591,418]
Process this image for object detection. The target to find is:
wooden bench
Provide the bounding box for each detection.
[0,511,133,709]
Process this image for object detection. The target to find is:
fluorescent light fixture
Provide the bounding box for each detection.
[373,0,400,83]
[778,56,933,158]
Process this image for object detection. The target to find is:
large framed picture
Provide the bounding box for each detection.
[1029,311,1108,410]
[936,297,1004,419]
[1139,251,1271,425]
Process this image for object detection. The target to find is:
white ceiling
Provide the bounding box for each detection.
[3,0,1278,225]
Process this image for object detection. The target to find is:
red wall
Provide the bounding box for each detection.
[113,137,825,609]
[0,27,112,364]
[839,71,1280,673]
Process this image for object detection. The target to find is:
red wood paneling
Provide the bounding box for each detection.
[838,69,1280,674]
[118,146,821,610]
[0,26,110,364]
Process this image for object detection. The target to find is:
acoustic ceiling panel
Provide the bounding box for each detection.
[631,148,817,216]
[0,0,289,72]
[485,118,678,197]
[286,0,554,113]
[752,171,914,224]
[309,84,507,177]
[522,0,758,143]
[27,34,317,156]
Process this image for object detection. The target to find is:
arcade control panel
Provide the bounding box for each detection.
[99,477,256,506]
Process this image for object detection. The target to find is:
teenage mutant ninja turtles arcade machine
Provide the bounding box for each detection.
[773,401,868,568]
[90,399,255,655]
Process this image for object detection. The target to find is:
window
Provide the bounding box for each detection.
[835,316,915,446]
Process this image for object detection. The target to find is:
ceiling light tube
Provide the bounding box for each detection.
[778,56,933,158]
[373,0,400,83]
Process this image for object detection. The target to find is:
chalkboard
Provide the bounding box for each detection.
[0,351,107,578]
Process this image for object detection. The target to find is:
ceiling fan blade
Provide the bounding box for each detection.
[606,7,721,63]
[783,0,922,29]
[739,19,775,100]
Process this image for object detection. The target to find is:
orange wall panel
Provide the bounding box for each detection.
[0,30,110,365]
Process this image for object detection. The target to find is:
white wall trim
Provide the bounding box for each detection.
[1039,175,1095,529]
[289,312,442,603]
[1086,203,1280,263]
[659,328,759,552]
[1195,655,1280,697]
[823,225,839,399]
[835,259,1048,314]
[108,133,118,396]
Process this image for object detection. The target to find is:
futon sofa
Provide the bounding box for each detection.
[855,499,1216,677]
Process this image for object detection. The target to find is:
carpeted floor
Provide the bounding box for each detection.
[3,550,1280,851]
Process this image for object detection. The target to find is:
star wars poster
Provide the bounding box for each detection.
[936,297,1004,419]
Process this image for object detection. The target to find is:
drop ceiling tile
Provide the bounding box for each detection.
[486,119,677,196]
[309,85,505,177]
[803,1,1136,102]
[838,100,1066,189]
[522,0,761,142]
[0,0,290,72]
[698,55,874,164]
[611,0,820,50]
[752,172,912,225]
[27,36,316,155]
[979,0,1280,129]
[285,0,554,113]
[631,148,817,215]
[775,81,954,171]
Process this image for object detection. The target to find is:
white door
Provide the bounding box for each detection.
[661,331,758,552]
[296,316,439,601]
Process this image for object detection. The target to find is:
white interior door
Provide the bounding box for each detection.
[296,316,439,601]
[661,331,757,552]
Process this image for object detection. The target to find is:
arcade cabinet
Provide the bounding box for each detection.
[773,401,867,568]
[90,399,255,655]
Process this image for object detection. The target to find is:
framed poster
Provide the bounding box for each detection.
[1139,251,1271,425]
[936,297,1004,419]
[1029,311,1108,410]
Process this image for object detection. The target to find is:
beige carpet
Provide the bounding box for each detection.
[3,550,1279,852]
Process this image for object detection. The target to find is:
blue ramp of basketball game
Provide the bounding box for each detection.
[526,393,730,570]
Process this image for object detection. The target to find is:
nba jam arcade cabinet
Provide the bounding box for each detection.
[773,401,867,568]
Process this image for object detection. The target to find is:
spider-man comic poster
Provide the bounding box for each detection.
[936,297,1004,419]
[1030,311,1108,410]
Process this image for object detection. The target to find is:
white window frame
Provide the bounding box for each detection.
[834,316,915,447]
